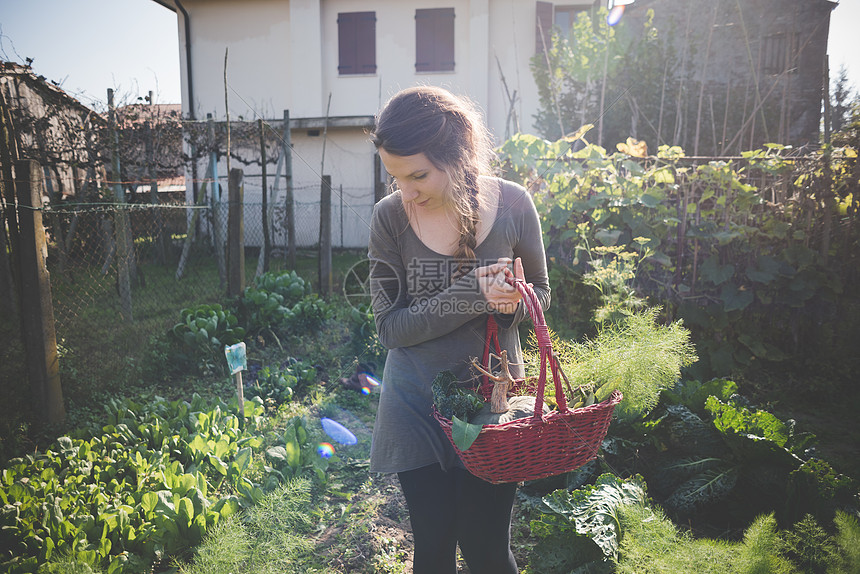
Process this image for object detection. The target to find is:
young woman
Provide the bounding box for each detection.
[368,86,550,574]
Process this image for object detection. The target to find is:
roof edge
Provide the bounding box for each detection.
[150,0,177,13]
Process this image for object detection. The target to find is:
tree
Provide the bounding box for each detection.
[830,65,857,135]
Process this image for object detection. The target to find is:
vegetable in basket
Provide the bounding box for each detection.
[469,350,550,425]
[431,370,485,421]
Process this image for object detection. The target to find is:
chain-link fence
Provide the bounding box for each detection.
[35,185,373,395]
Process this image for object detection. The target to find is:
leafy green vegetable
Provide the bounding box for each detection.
[705,396,790,448]
[664,467,738,516]
[662,378,738,415]
[431,370,485,421]
[451,416,483,451]
[0,393,326,574]
[530,473,647,571]
[168,304,246,374]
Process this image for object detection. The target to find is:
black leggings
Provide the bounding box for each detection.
[397,463,518,574]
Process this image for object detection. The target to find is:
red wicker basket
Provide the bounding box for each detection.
[433,277,622,484]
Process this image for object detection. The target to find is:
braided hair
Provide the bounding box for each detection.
[370,86,494,279]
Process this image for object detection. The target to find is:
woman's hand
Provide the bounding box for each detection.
[476,257,526,314]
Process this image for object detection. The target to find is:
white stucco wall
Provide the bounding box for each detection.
[176,0,542,141]
[179,0,292,120]
[167,0,544,247]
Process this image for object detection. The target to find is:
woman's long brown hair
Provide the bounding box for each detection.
[370,86,494,279]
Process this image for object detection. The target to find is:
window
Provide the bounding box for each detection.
[536,1,553,54]
[554,5,591,40]
[761,33,792,76]
[338,12,376,75]
[536,2,595,51]
[416,8,455,72]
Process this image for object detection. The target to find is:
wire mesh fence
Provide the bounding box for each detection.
[33,191,373,394]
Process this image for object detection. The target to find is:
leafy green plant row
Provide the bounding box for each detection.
[498,135,859,380]
[0,393,334,573]
[166,270,335,375]
[525,473,860,573]
[535,377,858,532]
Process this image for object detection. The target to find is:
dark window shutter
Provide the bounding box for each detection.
[338,13,357,74]
[416,8,455,72]
[536,1,553,54]
[338,11,376,75]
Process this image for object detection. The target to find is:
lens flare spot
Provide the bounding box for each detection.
[607,5,625,26]
[361,387,371,395]
[320,417,358,445]
[364,374,381,387]
[317,442,335,458]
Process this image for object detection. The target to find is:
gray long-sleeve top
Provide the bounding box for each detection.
[368,177,550,474]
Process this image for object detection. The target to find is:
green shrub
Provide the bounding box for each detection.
[831,511,860,574]
[247,359,317,406]
[167,304,246,374]
[253,270,309,305]
[779,514,839,573]
[238,271,332,337]
[287,294,333,331]
[527,308,697,421]
[615,505,794,573]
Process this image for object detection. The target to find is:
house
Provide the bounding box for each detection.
[0,60,107,202]
[1,63,188,202]
[151,0,834,247]
[151,0,548,248]
[586,0,837,154]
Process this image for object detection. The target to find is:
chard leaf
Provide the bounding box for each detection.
[141,491,158,514]
[665,467,738,515]
[266,446,288,463]
[537,473,647,558]
[452,416,483,451]
[705,397,788,447]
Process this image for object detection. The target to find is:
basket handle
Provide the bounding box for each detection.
[481,278,569,420]
[506,277,570,418]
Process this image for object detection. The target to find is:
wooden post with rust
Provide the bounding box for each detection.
[283,110,296,269]
[257,118,270,275]
[319,174,332,296]
[227,168,245,297]
[16,159,65,424]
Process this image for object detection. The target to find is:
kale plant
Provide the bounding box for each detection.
[431,370,485,420]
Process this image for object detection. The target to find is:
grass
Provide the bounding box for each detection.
[178,479,324,574]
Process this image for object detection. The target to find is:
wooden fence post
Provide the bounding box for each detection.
[108,89,134,321]
[319,175,332,296]
[208,114,227,284]
[16,159,65,424]
[227,168,245,297]
[0,90,21,316]
[257,118,270,276]
[284,110,296,269]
